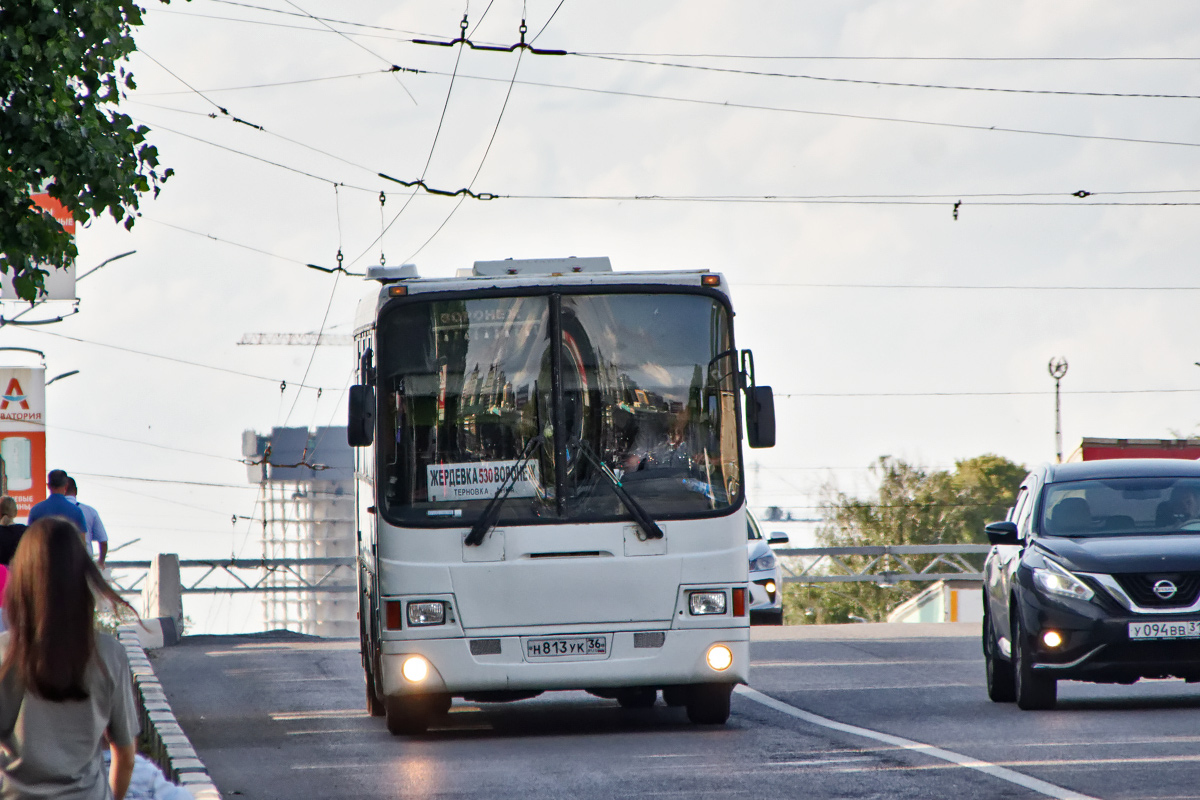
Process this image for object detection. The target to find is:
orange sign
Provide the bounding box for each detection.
[29,190,75,235]
[0,368,46,521]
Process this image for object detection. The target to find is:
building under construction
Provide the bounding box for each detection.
[242,426,355,637]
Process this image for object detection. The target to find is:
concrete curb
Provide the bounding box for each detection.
[118,624,219,800]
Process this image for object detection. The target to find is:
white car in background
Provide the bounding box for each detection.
[748,514,789,625]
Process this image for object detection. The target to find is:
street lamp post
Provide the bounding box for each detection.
[1048,357,1069,463]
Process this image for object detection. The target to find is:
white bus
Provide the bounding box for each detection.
[349,257,775,734]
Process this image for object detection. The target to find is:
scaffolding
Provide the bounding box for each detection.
[246,426,356,637]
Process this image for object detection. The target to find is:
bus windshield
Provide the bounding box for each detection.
[376,290,741,527]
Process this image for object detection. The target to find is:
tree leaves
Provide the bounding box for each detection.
[786,454,1025,624]
[0,1,175,300]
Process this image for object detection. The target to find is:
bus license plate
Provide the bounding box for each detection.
[1129,621,1200,640]
[526,636,607,659]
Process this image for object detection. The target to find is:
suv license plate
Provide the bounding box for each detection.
[1128,621,1200,640]
[526,636,607,659]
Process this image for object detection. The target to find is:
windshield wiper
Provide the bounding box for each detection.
[464,436,544,547]
[573,439,664,541]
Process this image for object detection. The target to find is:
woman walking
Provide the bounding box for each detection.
[0,518,139,799]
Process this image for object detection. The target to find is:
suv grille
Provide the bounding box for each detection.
[1113,573,1200,608]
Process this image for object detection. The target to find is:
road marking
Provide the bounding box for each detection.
[736,686,1100,800]
[270,709,366,721]
[754,659,982,667]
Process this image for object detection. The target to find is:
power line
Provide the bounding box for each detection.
[572,51,1200,64]
[136,68,392,96]
[349,7,475,268]
[438,71,1200,150]
[21,328,334,392]
[144,217,309,265]
[577,54,1200,101]
[280,0,416,103]
[135,117,378,192]
[52,425,242,463]
[776,388,1200,398]
[403,22,529,262]
[737,281,1200,290]
[181,5,1200,66]
[74,471,255,489]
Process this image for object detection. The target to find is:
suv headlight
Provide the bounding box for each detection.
[750,552,777,572]
[1032,560,1094,602]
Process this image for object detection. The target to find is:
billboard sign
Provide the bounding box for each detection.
[0,367,47,520]
[0,185,76,301]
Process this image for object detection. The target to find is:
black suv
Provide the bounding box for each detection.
[983,459,1200,710]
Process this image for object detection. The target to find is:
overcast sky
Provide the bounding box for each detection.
[8,1,1200,630]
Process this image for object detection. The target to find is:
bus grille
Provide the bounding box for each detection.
[469,639,502,655]
[633,632,666,649]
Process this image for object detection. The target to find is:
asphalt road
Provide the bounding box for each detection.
[151,624,1200,800]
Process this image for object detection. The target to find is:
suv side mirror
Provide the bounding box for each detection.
[984,520,1020,546]
[768,532,790,546]
[347,385,376,447]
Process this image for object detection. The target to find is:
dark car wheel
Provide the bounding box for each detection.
[365,650,385,717]
[385,692,451,735]
[983,607,1015,703]
[1013,614,1057,710]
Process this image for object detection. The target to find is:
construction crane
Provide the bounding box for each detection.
[238,333,353,346]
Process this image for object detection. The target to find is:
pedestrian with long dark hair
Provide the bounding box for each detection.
[0,518,139,799]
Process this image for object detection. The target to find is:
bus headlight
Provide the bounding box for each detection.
[402,655,430,683]
[689,591,727,615]
[407,601,446,626]
[706,644,733,671]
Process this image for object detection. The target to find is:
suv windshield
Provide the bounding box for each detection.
[1040,477,1200,537]
[376,290,741,526]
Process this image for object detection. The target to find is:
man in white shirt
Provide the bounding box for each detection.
[65,476,108,567]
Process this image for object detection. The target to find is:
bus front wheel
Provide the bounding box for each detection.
[686,683,733,724]
[385,693,451,736]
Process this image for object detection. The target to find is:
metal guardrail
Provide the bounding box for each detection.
[107,557,356,596]
[774,545,990,584]
[104,546,990,596]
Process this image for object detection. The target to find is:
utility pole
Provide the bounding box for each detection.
[1048,357,1069,463]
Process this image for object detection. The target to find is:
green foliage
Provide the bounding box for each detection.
[0,0,174,299]
[784,454,1026,624]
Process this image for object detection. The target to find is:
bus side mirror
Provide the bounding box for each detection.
[745,385,776,449]
[348,385,375,447]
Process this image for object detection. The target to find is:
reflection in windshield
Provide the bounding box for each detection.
[1041,477,1200,536]
[376,291,740,526]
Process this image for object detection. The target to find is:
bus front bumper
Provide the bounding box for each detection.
[378,627,749,697]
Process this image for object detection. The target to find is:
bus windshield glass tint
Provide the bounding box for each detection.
[376,291,740,526]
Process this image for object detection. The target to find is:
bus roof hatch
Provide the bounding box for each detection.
[473,257,612,276]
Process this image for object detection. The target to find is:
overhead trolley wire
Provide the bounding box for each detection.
[21,328,335,392]
[348,8,475,268]
[575,54,1200,101]
[436,73,1200,150]
[775,388,1200,398]
[403,17,530,262]
[281,0,416,103]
